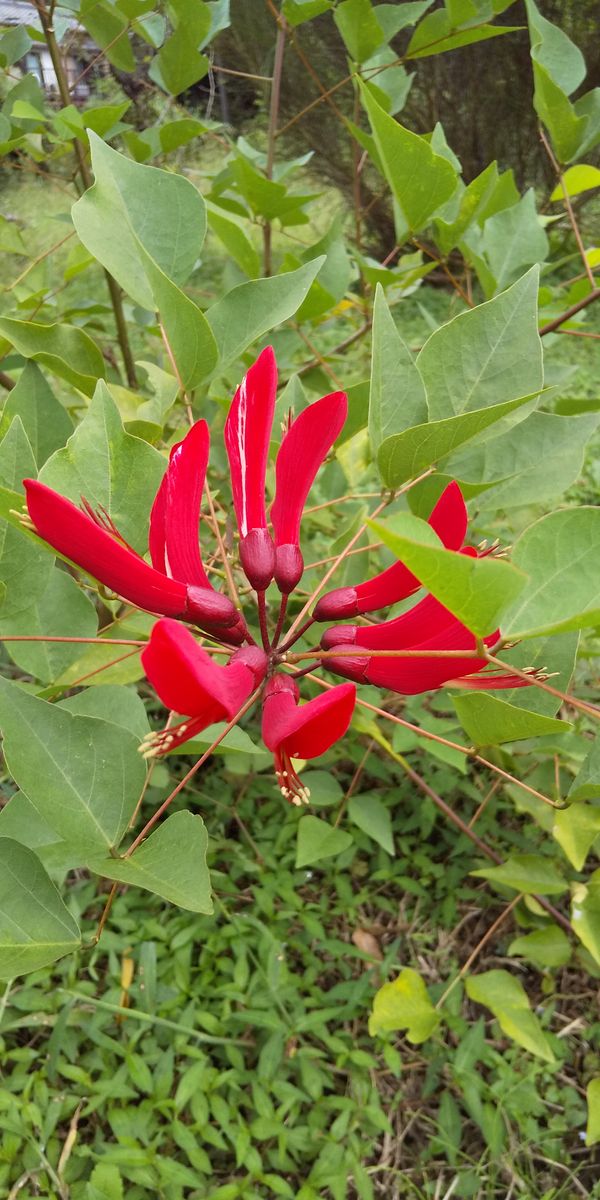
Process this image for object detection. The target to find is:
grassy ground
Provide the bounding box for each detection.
[1,164,600,1199]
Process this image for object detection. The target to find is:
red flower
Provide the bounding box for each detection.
[271,391,348,593]
[224,345,277,591]
[261,675,356,804]
[313,481,467,620]
[321,592,534,695]
[141,619,267,755]
[24,421,239,638]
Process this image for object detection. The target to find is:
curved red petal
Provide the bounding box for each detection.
[262,681,356,759]
[163,420,211,589]
[142,618,254,718]
[350,481,469,615]
[148,466,169,573]
[25,480,187,617]
[271,391,348,547]
[224,346,277,537]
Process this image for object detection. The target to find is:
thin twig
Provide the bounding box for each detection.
[540,127,596,289]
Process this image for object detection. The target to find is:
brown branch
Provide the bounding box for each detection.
[263,16,287,277]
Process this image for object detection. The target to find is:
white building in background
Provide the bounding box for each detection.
[0,0,95,99]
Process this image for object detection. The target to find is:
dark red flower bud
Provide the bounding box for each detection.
[239,527,275,591]
[263,674,300,702]
[274,543,304,594]
[184,585,237,628]
[321,651,369,684]
[313,587,360,622]
[320,624,356,650]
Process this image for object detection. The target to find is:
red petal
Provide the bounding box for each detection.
[319,481,469,618]
[271,391,348,546]
[262,681,356,758]
[142,618,254,718]
[352,593,458,649]
[224,346,277,537]
[148,465,169,573]
[25,480,187,617]
[163,420,211,589]
[447,672,536,690]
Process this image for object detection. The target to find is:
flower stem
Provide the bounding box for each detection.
[271,594,288,648]
[257,590,270,651]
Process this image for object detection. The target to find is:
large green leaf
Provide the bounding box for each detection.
[446,411,600,510]
[0,840,81,978]
[416,269,542,420]
[0,363,73,467]
[0,418,53,625]
[87,811,212,913]
[295,815,353,868]
[0,675,145,854]
[0,317,105,397]
[2,568,98,684]
[348,793,394,855]
[571,875,600,966]
[465,969,555,1062]
[359,81,457,234]
[500,632,579,716]
[568,738,600,804]
[368,284,426,457]
[553,804,600,872]
[0,793,77,875]
[206,204,260,279]
[151,2,210,94]
[453,692,570,747]
[61,684,150,741]
[206,258,324,368]
[481,190,549,292]
[369,512,526,635]
[471,854,567,896]
[525,0,585,96]
[406,8,520,59]
[502,508,600,638]
[334,0,385,62]
[508,926,571,970]
[378,391,541,487]
[369,968,440,1042]
[40,381,165,552]
[72,134,217,386]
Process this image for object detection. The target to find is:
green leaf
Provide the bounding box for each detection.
[207,204,260,278]
[2,568,98,684]
[368,284,427,456]
[87,811,212,913]
[551,164,600,200]
[481,190,548,292]
[586,1078,600,1148]
[571,875,600,966]
[446,411,600,511]
[369,967,440,1042]
[0,792,76,875]
[87,1162,125,1200]
[348,794,394,854]
[406,10,519,59]
[525,0,585,96]
[502,508,600,639]
[508,926,571,970]
[40,381,165,552]
[282,0,334,27]
[0,363,73,467]
[0,317,105,397]
[465,969,555,1061]
[471,854,567,896]
[453,693,570,747]
[553,804,600,871]
[152,3,211,94]
[499,632,579,717]
[416,269,542,420]
[359,80,457,234]
[298,770,343,807]
[206,258,324,368]
[0,418,53,624]
[568,738,600,803]
[0,26,31,68]
[80,0,135,71]
[0,840,81,978]
[61,684,150,741]
[530,62,586,163]
[368,512,526,635]
[73,134,217,385]
[334,0,385,62]
[381,393,542,488]
[296,815,353,868]
[0,675,145,854]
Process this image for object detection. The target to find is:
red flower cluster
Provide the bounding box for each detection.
[24,348,536,803]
